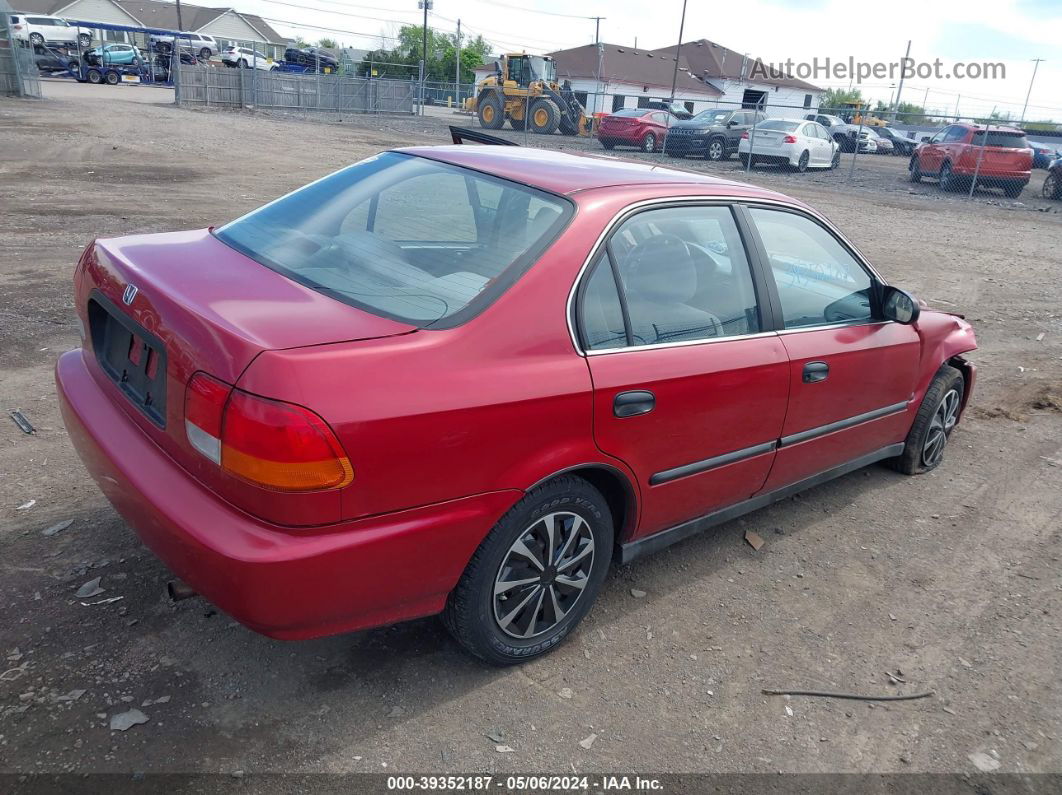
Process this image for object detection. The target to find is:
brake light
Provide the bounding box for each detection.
[184,372,353,491]
[784,135,798,143]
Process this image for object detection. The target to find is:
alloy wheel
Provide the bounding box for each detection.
[922,388,960,467]
[1044,173,1059,200]
[643,133,656,152]
[493,511,594,639]
[707,140,724,161]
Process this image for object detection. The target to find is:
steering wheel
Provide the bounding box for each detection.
[624,233,691,278]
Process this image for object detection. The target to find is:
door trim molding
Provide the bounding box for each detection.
[778,401,909,447]
[620,443,905,563]
[649,440,777,486]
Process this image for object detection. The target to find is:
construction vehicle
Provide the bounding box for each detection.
[466,53,590,136]
[839,101,889,127]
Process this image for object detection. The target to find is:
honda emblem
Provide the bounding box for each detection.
[122,284,138,306]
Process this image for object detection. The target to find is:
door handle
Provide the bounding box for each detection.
[613,390,655,418]
[802,361,829,383]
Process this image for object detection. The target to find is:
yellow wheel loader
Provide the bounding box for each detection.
[467,54,590,136]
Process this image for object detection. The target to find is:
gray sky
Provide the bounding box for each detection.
[233,0,1060,121]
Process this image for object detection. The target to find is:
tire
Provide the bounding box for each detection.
[794,150,810,173]
[1003,182,1024,198]
[892,366,965,475]
[199,48,211,59]
[104,70,119,85]
[477,92,504,129]
[600,138,615,150]
[29,32,44,46]
[86,68,102,84]
[442,476,614,665]
[642,132,657,152]
[705,137,726,161]
[1044,172,1062,200]
[938,161,958,192]
[909,156,922,182]
[237,58,248,69]
[528,98,560,135]
[831,149,841,170]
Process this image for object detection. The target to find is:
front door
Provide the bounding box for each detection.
[742,206,922,490]
[575,204,789,539]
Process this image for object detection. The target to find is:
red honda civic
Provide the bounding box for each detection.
[56,141,977,664]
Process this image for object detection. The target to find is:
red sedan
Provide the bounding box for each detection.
[597,108,672,152]
[57,142,977,664]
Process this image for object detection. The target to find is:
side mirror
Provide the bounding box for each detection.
[727,120,737,127]
[882,286,920,324]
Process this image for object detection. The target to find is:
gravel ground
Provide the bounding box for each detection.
[1,86,1061,782]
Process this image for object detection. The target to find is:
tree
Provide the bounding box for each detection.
[317,37,338,50]
[359,25,491,84]
[821,87,864,113]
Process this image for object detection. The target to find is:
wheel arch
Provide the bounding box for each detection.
[526,463,639,546]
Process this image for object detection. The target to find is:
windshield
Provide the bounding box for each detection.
[693,110,731,125]
[215,153,572,328]
[756,120,800,132]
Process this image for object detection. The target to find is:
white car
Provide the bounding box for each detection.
[738,119,840,172]
[857,130,881,154]
[221,46,276,71]
[149,33,218,59]
[9,13,93,48]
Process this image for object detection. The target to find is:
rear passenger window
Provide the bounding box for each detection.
[578,205,761,348]
[749,208,874,328]
[579,257,627,351]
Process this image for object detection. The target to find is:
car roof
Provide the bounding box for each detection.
[954,122,1025,134]
[398,144,787,197]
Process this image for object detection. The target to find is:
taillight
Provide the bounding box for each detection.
[184,372,353,492]
[783,135,798,143]
[741,132,749,139]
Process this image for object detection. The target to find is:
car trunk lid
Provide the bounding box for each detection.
[76,229,415,523]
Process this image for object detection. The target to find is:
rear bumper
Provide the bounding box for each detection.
[56,349,519,640]
[598,131,646,146]
[954,165,1030,181]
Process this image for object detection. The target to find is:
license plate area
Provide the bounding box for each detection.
[88,292,167,428]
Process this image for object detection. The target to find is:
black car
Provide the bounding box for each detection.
[663,109,767,161]
[33,43,77,74]
[1044,157,1062,200]
[874,126,918,156]
[283,47,338,73]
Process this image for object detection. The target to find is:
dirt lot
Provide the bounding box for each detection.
[1,85,1061,781]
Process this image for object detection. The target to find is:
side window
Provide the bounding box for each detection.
[582,205,761,347]
[749,208,874,329]
[944,126,968,142]
[579,257,627,351]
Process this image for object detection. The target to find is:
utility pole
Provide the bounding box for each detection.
[175,0,183,31]
[455,18,461,105]
[1020,58,1044,123]
[591,17,605,45]
[891,39,910,121]
[954,94,960,120]
[668,0,688,103]
[417,0,432,116]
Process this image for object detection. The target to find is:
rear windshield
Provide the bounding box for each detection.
[971,130,1026,147]
[611,108,646,117]
[756,120,800,132]
[215,153,572,328]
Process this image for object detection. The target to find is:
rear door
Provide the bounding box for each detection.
[742,206,921,491]
[576,203,789,539]
[725,111,753,151]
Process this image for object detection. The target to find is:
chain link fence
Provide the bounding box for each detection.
[434,87,1059,202]
[0,0,42,98]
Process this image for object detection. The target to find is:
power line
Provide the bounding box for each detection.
[462,0,605,21]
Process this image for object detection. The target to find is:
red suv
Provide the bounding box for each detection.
[56,144,977,664]
[597,108,672,152]
[910,123,1032,197]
